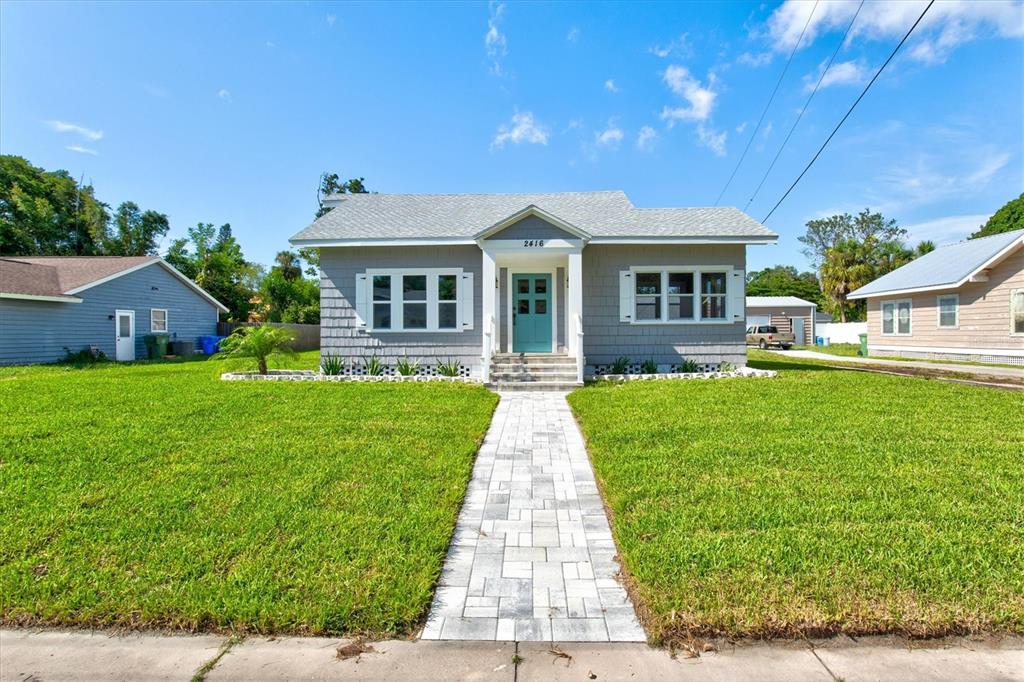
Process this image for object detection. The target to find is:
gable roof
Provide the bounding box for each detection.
[290,190,777,245]
[0,256,229,311]
[848,228,1024,299]
[746,296,817,308]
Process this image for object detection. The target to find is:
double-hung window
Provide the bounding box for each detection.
[628,268,733,323]
[1012,289,1024,335]
[151,308,168,332]
[363,269,466,332]
[881,299,912,335]
[936,294,958,328]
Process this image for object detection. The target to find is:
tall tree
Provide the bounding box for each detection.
[799,209,906,269]
[300,172,370,275]
[820,238,879,323]
[165,223,260,321]
[0,155,109,256]
[260,250,319,324]
[745,265,823,306]
[105,201,169,256]
[971,194,1024,239]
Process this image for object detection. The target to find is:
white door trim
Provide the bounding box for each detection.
[115,309,135,361]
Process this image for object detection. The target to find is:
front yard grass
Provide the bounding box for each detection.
[568,350,1024,642]
[0,353,498,636]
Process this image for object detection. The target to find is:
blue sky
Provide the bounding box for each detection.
[2,1,1022,272]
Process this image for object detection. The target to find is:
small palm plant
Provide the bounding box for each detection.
[609,356,630,375]
[436,358,462,377]
[363,355,385,376]
[640,358,658,374]
[396,357,421,376]
[215,324,296,375]
[321,353,346,376]
[677,358,700,373]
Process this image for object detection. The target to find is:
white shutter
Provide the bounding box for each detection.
[461,272,475,330]
[729,269,745,321]
[619,270,633,323]
[354,273,369,329]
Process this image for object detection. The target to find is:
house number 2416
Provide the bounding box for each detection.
[523,239,546,247]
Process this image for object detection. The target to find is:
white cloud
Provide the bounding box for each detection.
[44,120,103,141]
[904,214,992,245]
[804,59,867,92]
[143,83,169,98]
[65,144,98,156]
[735,122,748,134]
[594,120,623,149]
[265,41,276,48]
[566,118,582,131]
[765,0,1024,64]
[604,79,619,93]
[326,14,337,27]
[737,51,773,67]
[659,65,717,125]
[697,124,727,156]
[491,111,549,149]
[566,26,580,42]
[649,33,690,59]
[485,2,508,75]
[636,126,657,151]
[874,150,1011,212]
[218,88,232,102]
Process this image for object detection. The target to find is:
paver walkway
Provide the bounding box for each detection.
[421,391,646,642]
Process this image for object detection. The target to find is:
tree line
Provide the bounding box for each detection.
[0,155,367,323]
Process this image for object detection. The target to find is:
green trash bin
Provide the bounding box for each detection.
[858,333,868,357]
[143,333,170,359]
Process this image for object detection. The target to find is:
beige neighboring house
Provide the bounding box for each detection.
[848,227,1024,366]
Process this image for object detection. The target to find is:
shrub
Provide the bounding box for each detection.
[436,358,462,377]
[609,356,630,375]
[677,358,700,373]
[60,346,108,367]
[719,361,736,373]
[321,354,346,376]
[363,355,385,376]
[396,357,421,376]
[215,324,296,375]
[640,359,658,374]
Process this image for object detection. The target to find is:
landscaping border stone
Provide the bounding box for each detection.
[586,366,776,382]
[220,369,481,383]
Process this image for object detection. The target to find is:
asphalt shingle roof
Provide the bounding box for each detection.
[290,190,776,242]
[5,256,157,292]
[848,228,1024,298]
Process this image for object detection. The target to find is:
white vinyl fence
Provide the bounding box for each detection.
[817,322,866,345]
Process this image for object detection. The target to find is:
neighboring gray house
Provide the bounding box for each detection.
[290,191,777,386]
[0,256,227,365]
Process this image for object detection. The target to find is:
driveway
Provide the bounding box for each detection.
[773,349,1023,380]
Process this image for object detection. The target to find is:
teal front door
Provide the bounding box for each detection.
[512,273,553,352]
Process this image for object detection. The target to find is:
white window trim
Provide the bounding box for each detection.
[881,299,912,336]
[935,294,959,329]
[365,268,463,333]
[150,308,168,333]
[628,266,733,325]
[1011,288,1024,336]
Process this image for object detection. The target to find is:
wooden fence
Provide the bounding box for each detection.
[216,322,320,351]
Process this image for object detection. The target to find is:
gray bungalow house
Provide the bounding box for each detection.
[0,256,228,365]
[290,191,777,386]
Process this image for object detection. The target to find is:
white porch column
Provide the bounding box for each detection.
[480,249,497,382]
[567,251,583,371]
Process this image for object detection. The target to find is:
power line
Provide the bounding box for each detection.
[714,0,819,206]
[762,0,936,224]
[745,0,865,213]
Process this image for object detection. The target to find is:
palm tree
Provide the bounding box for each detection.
[820,238,877,323]
[215,324,295,375]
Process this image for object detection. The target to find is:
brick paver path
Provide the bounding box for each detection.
[421,392,646,642]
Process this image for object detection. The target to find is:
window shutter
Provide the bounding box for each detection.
[619,271,633,323]
[461,272,475,330]
[729,269,745,321]
[354,273,368,328]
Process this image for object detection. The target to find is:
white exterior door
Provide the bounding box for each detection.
[115,310,135,361]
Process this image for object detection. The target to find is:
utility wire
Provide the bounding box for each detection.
[762,0,936,223]
[714,0,818,206]
[745,0,865,212]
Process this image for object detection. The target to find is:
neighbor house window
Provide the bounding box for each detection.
[366,268,463,332]
[881,300,912,335]
[936,294,958,328]
[1012,289,1024,335]
[151,308,167,332]
[629,267,731,323]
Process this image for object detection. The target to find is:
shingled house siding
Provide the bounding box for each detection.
[319,245,483,372]
[489,215,577,241]
[581,244,747,367]
[0,264,219,365]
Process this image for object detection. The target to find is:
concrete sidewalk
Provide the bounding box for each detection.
[773,349,1023,380]
[2,629,1022,681]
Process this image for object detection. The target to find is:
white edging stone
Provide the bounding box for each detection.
[587,366,776,382]
[220,370,480,383]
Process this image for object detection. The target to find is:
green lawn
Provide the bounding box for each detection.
[791,343,861,357]
[568,350,1024,642]
[0,353,498,636]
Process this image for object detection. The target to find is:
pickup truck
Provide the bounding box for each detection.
[746,325,795,350]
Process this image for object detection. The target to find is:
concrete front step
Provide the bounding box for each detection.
[487,381,582,391]
[491,354,574,365]
[490,373,579,382]
[491,364,578,374]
